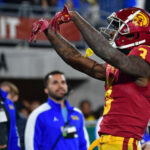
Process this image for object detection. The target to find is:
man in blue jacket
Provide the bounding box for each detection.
[0,88,20,150]
[25,71,89,150]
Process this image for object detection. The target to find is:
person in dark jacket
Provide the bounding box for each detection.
[0,82,26,150]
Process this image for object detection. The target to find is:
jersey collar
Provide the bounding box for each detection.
[47,97,74,111]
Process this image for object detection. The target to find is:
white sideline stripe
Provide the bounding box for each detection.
[95,117,103,139]
[73,107,82,114]
[84,126,90,149]
[25,103,51,150]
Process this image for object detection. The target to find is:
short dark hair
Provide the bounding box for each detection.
[44,71,65,88]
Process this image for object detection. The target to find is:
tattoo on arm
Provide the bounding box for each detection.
[70,11,114,62]
[117,55,150,77]
[70,11,150,77]
[44,29,106,80]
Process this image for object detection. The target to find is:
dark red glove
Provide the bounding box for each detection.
[29,19,50,43]
[50,5,72,32]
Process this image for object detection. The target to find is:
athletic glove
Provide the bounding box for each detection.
[29,19,49,43]
[29,6,71,42]
[50,5,72,32]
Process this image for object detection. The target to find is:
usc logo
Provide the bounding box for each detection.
[132,12,149,27]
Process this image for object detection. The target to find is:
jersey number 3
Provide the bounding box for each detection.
[138,48,147,60]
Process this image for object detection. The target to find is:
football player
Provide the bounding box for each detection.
[30,6,150,150]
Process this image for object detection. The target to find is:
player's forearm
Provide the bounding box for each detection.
[70,11,116,62]
[69,12,127,66]
[45,29,81,63]
[44,28,106,80]
[44,29,92,75]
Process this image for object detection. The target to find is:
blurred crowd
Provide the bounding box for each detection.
[1,0,150,29]
[0,81,104,121]
[1,0,150,30]
[0,81,104,150]
[1,0,150,149]
[0,81,42,150]
[0,80,104,120]
[1,81,150,150]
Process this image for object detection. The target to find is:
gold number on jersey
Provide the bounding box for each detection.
[138,48,148,59]
[103,75,114,116]
[103,87,113,115]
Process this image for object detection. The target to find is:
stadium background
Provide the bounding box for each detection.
[0,0,149,146]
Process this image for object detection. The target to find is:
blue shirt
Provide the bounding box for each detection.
[25,98,89,150]
[141,126,150,145]
[61,107,68,123]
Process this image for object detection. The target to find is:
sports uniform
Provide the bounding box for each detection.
[28,6,150,150]
[97,45,150,150]
[89,7,150,150]
[25,98,89,150]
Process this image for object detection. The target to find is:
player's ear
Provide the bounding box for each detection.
[44,88,48,94]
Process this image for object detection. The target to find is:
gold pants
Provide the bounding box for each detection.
[88,135,141,150]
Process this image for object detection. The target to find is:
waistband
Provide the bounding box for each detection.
[88,134,140,150]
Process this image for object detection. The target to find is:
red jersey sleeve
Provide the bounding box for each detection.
[128,45,150,64]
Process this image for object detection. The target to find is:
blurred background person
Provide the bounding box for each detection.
[25,71,89,150]
[81,0,101,28]
[41,0,58,8]
[0,81,26,150]
[1,0,149,149]
[29,99,41,112]
[0,81,19,103]
[21,99,41,117]
[0,88,20,150]
[80,100,95,121]
[16,100,30,119]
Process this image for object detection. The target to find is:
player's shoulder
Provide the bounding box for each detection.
[28,103,51,120]
[73,107,84,117]
[73,107,82,113]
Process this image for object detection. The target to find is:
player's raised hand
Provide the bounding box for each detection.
[50,5,72,32]
[29,19,50,43]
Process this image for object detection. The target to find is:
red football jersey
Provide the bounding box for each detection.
[99,45,150,140]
